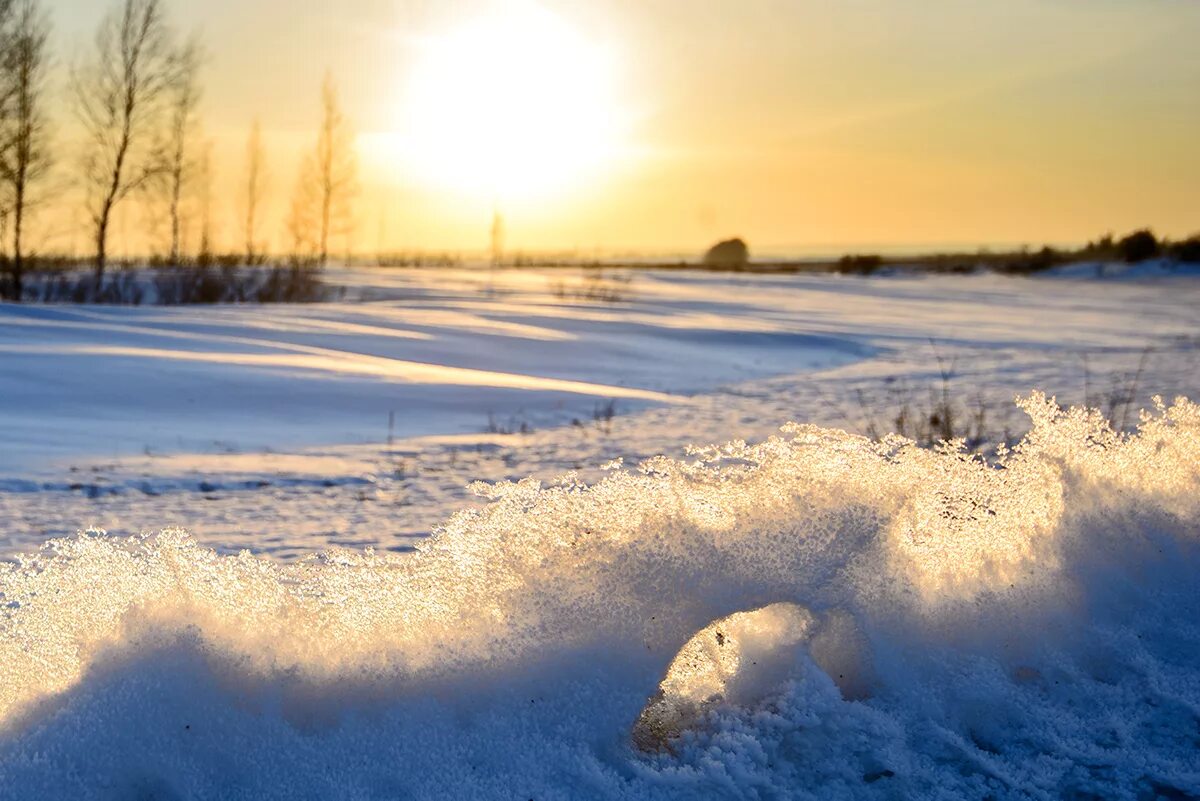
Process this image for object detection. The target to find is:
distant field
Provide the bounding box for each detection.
[1,265,1197,558]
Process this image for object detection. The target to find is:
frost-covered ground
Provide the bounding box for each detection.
[1,267,1200,799]
[1,266,1197,558]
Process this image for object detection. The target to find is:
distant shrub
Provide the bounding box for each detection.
[255,264,327,303]
[375,252,461,268]
[703,238,749,268]
[17,264,327,305]
[1115,229,1159,263]
[156,264,327,304]
[1167,234,1200,264]
[28,271,146,304]
[1079,233,1116,261]
[549,270,633,303]
[992,246,1063,275]
[836,254,884,275]
[154,265,242,304]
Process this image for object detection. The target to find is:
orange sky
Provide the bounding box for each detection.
[46,0,1200,257]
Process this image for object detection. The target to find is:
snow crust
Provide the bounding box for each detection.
[2,394,1199,799]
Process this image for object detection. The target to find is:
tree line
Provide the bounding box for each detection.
[0,0,358,301]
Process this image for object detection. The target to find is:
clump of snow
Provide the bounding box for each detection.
[633,602,815,751]
[1,394,1199,799]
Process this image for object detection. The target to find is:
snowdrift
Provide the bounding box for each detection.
[1,393,1199,800]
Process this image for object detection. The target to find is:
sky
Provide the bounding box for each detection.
[43,0,1200,257]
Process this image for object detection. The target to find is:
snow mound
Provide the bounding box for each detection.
[2,394,1199,799]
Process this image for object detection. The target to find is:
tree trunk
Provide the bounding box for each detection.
[12,198,24,302]
[170,191,181,265]
[245,204,255,264]
[319,190,330,267]
[95,210,110,282]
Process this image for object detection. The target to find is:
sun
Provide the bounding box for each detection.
[398,2,628,203]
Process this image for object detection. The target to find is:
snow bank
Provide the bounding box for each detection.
[1,394,1199,799]
[1039,259,1200,281]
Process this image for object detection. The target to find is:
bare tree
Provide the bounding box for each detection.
[243,117,266,263]
[73,0,176,280]
[195,137,213,262]
[0,0,52,300]
[288,72,357,265]
[285,172,315,259]
[161,36,201,265]
[490,206,504,268]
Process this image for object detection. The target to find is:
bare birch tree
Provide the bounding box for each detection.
[161,36,201,265]
[195,137,213,262]
[0,0,52,300]
[288,72,356,265]
[243,117,266,263]
[285,169,316,259]
[0,1,13,271]
[73,0,176,280]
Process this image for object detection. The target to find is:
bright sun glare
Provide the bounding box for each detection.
[399,2,627,202]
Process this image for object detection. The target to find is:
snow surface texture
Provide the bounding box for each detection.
[2,394,1199,799]
[3,267,1199,560]
[0,269,870,473]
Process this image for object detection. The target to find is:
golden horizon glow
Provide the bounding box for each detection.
[36,0,1200,255]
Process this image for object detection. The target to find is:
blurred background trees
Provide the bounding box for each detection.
[72,0,177,280]
[0,0,52,299]
[287,72,357,266]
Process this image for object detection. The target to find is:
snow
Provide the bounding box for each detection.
[1,266,1200,798]
[0,270,869,473]
[1039,258,1200,281]
[1,266,1197,559]
[1,395,1199,799]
